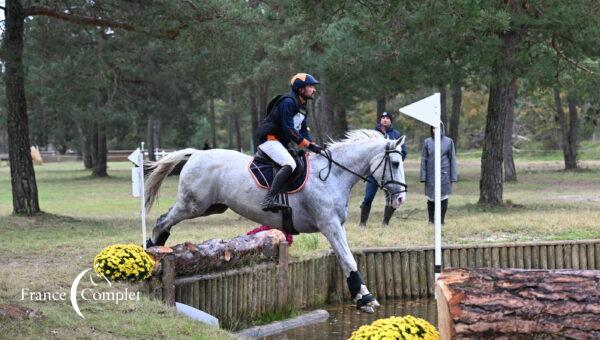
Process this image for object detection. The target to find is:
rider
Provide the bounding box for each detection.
[255,73,324,212]
[359,111,407,227]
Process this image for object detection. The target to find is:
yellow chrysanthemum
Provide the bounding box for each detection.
[93,244,155,282]
[349,315,440,340]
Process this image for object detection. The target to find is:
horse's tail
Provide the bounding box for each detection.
[144,148,197,212]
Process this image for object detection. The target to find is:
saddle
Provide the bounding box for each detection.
[247,149,310,236]
[248,149,310,193]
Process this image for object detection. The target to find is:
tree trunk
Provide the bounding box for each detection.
[320,81,336,140]
[4,0,40,215]
[448,78,462,145]
[147,114,156,161]
[376,95,386,115]
[479,31,519,205]
[566,92,579,169]
[146,229,287,277]
[250,87,259,152]
[209,98,216,148]
[438,83,447,126]
[437,268,600,339]
[554,88,578,170]
[503,80,517,182]
[78,122,94,169]
[334,107,348,138]
[92,122,108,177]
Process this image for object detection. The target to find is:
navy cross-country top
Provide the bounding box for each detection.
[256,92,313,148]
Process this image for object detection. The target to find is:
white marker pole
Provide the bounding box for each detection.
[434,122,442,283]
[140,142,147,249]
[398,93,442,295]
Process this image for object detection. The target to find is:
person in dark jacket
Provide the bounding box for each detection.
[359,112,407,227]
[420,124,457,224]
[255,73,324,212]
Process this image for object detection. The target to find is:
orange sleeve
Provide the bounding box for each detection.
[298,139,310,148]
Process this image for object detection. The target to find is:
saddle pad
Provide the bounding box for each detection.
[247,153,310,193]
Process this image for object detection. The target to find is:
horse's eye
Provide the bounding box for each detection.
[392,161,399,168]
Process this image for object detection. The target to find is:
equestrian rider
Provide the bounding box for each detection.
[255,73,324,212]
[359,111,407,227]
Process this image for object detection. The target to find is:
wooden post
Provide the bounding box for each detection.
[277,241,289,310]
[162,254,176,306]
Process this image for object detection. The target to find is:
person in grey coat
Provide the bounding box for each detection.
[420,124,457,224]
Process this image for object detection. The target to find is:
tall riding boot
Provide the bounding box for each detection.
[427,200,434,224]
[261,165,293,212]
[381,206,396,227]
[358,203,371,228]
[441,198,448,224]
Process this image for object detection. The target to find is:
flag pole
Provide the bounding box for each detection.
[140,142,147,249]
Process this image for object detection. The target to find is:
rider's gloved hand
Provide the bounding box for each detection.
[308,143,323,154]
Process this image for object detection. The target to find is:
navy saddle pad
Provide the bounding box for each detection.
[248,151,310,193]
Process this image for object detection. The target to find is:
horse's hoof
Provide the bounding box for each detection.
[145,238,155,249]
[359,305,375,313]
[356,293,379,313]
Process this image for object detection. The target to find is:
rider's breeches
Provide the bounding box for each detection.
[361,176,379,207]
[258,141,296,171]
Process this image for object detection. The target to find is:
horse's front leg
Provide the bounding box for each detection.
[320,222,380,313]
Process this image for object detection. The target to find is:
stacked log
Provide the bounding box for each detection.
[436,268,600,339]
[146,229,286,277]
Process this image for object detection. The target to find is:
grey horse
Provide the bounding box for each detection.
[144,129,407,312]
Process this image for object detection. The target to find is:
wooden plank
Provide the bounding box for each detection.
[451,249,460,268]
[459,248,468,267]
[500,247,508,268]
[491,247,500,268]
[401,251,411,297]
[516,246,524,268]
[392,251,403,298]
[580,244,588,270]
[308,259,316,306]
[571,244,580,269]
[587,244,596,270]
[277,242,289,309]
[564,245,572,269]
[524,246,532,269]
[436,281,455,340]
[375,253,386,299]
[508,247,516,268]
[483,247,492,267]
[467,248,476,268]
[425,249,435,297]
[442,249,451,268]
[192,280,199,309]
[384,252,394,299]
[409,251,419,298]
[540,245,548,269]
[366,253,376,298]
[596,244,600,270]
[549,245,557,269]
[232,274,238,319]
[162,255,176,306]
[532,245,540,269]
[475,248,484,268]
[418,251,427,297]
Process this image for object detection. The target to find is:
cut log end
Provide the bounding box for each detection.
[436,268,600,339]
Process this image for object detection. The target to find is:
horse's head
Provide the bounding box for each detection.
[369,136,407,209]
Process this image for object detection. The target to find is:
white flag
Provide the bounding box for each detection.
[398,93,440,127]
[128,148,141,166]
[131,167,141,197]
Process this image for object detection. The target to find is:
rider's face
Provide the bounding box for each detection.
[380,116,391,127]
[301,85,317,99]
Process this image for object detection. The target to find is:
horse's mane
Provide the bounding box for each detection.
[325,129,388,149]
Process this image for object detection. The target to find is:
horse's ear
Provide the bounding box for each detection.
[395,136,406,149]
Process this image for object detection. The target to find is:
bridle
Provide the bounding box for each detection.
[318,143,408,196]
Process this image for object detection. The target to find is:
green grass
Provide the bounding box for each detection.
[1,156,600,338]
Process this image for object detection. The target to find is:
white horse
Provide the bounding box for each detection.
[144,129,407,312]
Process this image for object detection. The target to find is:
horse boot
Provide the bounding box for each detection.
[261,165,293,212]
[381,206,396,227]
[427,200,434,224]
[358,203,371,228]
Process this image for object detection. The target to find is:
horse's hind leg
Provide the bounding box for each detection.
[147,200,212,247]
